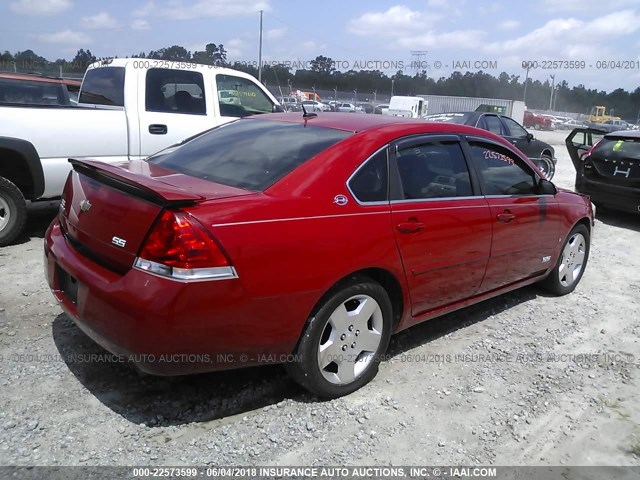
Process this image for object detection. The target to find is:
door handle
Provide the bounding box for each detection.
[397,222,425,233]
[149,124,168,135]
[497,210,516,223]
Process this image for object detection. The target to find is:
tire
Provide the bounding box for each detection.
[534,124,541,130]
[535,154,556,180]
[0,176,28,247]
[286,276,393,398]
[541,224,590,295]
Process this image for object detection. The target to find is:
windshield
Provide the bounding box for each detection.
[147,119,351,191]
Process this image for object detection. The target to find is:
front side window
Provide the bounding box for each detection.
[502,116,529,137]
[145,68,206,114]
[216,74,274,117]
[469,143,537,195]
[79,67,125,106]
[396,141,473,199]
[349,149,388,203]
[483,115,505,135]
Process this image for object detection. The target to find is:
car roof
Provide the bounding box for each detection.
[0,72,81,86]
[606,130,640,139]
[245,112,501,137]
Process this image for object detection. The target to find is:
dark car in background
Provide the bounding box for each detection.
[424,111,557,179]
[0,72,81,106]
[567,128,640,214]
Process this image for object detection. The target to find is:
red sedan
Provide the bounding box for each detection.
[45,113,593,398]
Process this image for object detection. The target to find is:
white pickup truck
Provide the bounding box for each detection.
[0,58,282,245]
[383,96,427,118]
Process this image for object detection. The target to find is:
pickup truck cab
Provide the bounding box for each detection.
[0,58,282,245]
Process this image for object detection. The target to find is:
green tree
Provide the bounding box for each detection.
[310,55,335,75]
[192,43,227,66]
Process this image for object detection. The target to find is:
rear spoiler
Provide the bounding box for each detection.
[69,159,204,207]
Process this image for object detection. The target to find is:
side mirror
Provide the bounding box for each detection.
[538,179,556,195]
[526,132,534,141]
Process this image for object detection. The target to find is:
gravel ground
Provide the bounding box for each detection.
[0,130,639,468]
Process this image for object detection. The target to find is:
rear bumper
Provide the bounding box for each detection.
[44,220,307,375]
[576,179,640,214]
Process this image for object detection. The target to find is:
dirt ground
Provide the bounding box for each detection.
[0,130,638,468]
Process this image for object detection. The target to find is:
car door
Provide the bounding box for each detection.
[389,135,493,317]
[499,115,535,157]
[138,68,214,157]
[464,137,561,292]
[565,128,607,171]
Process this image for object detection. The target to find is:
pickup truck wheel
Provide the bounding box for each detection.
[534,124,541,130]
[0,176,27,247]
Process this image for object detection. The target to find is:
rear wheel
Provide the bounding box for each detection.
[0,176,27,247]
[541,224,590,295]
[286,276,392,398]
[535,154,556,180]
[534,124,541,130]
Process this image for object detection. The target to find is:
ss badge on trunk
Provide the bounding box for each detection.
[112,236,127,248]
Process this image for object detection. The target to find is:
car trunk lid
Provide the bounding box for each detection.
[60,159,251,274]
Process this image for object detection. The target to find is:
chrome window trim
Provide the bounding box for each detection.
[346,144,391,206]
[389,195,482,205]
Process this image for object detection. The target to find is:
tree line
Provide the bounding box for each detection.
[1,47,638,121]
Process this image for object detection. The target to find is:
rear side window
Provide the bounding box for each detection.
[79,67,125,106]
[146,68,206,114]
[216,74,274,117]
[469,143,537,195]
[349,149,388,203]
[147,120,350,191]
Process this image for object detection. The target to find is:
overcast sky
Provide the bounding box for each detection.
[2,0,638,92]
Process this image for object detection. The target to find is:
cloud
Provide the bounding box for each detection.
[484,9,640,57]
[81,12,119,29]
[265,28,286,40]
[132,1,156,17]
[130,19,150,30]
[397,29,486,50]
[10,0,72,15]
[225,38,244,57]
[499,20,520,30]
[348,6,440,37]
[36,29,92,46]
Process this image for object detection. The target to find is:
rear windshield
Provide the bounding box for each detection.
[79,67,125,106]
[593,137,640,160]
[0,78,69,105]
[147,119,351,191]
[424,113,471,124]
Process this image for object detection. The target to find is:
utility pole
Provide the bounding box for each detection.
[391,79,395,96]
[548,74,555,111]
[258,10,263,83]
[522,61,531,106]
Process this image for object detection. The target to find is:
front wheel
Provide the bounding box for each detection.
[0,176,27,247]
[541,224,590,295]
[535,155,556,180]
[286,277,393,398]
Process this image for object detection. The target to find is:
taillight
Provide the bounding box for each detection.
[581,139,603,161]
[134,210,237,281]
